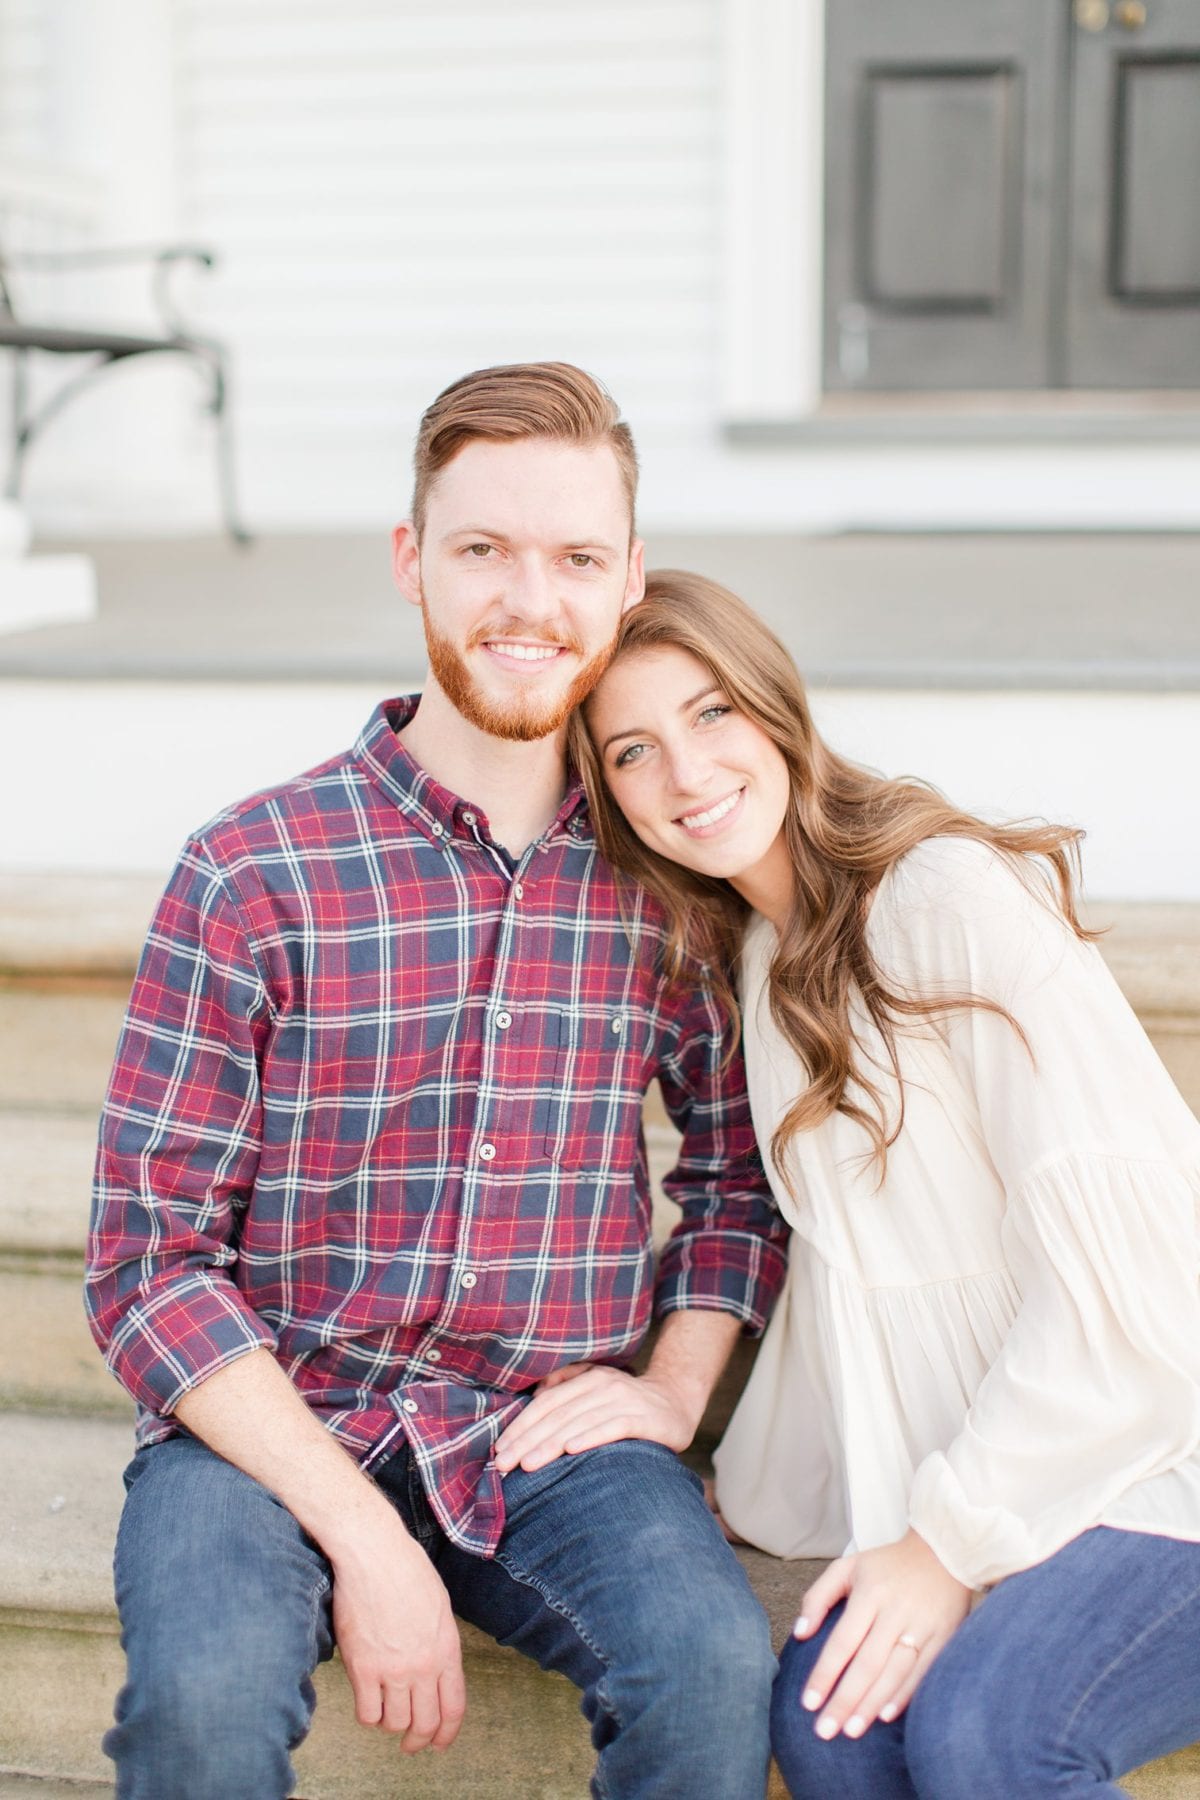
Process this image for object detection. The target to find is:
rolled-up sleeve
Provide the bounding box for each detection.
[85,840,277,1416]
[653,992,789,1334]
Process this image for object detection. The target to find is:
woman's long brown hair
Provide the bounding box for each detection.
[570,570,1098,1178]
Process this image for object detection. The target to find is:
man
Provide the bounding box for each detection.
[87,361,788,1798]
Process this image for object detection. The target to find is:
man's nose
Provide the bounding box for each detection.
[507,557,559,627]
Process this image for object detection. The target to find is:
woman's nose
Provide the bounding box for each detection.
[663,741,712,796]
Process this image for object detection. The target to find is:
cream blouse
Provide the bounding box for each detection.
[713,837,1200,1591]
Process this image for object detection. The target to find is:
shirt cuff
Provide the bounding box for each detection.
[654,1230,787,1337]
[99,1270,278,1417]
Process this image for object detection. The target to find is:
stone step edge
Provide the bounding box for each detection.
[1,875,1199,1008]
[0,1534,799,1650]
[0,1597,557,1666]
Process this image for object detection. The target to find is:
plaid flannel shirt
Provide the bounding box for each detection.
[86,698,788,1554]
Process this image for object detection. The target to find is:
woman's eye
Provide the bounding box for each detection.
[613,742,647,769]
[699,703,732,724]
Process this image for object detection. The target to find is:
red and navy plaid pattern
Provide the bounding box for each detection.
[87,698,787,1554]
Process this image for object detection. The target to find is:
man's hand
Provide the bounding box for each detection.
[492,1310,743,1474]
[331,1514,466,1754]
[491,1362,700,1473]
[792,1528,972,1742]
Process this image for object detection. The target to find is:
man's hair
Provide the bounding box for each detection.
[411,361,638,538]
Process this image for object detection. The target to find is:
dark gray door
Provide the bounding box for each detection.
[1066,0,1200,386]
[824,0,1067,391]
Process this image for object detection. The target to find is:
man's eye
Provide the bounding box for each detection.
[467,543,492,558]
[569,553,594,568]
[614,742,647,768]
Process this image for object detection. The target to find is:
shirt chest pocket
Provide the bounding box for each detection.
[527,1007,651,1168]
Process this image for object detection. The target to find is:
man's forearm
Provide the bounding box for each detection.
[172,1347,402,1561]
[174,1347,467,1750]
[645,1308,743,1436]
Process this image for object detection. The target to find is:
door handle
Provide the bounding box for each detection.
[1114,0,1147,26]
[1074,0,1109,29]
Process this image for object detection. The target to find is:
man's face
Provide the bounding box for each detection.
[393,437,644,742]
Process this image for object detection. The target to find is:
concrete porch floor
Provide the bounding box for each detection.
[2,530,1198,689]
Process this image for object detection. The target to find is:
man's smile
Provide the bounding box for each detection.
[483,639,567,664]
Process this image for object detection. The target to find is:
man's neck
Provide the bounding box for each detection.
[398,680,571,858]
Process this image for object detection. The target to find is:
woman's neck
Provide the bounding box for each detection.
[728,833,795,933]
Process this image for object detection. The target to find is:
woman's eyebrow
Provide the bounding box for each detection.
[600,686,723,754]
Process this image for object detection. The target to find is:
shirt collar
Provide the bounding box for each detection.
[354,697,593,850]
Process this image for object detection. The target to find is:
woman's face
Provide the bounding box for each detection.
[587,645,794,920]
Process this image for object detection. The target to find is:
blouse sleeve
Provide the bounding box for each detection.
[881,840,1200,1589]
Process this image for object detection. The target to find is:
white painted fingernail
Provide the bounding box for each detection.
[844,1715,865,1738]
[792,1615,810,1638]
[802,1687,822,1711]
[815,1715,838,1740]
[880,1702,898,1723]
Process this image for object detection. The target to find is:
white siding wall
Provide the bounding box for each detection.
[173,0,723,527]
[0,0,51,163]
[10,0,1200,535]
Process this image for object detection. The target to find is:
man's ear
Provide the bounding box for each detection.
[622,537,646,614]
[392,522,423,608]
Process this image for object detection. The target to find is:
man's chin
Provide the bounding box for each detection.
[428,639,615,744]
[469,695,573,744]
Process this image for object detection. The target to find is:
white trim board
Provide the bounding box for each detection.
[3,679,1197,898]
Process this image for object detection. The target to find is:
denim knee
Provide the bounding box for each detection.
[608,1556,775,1730]
[771,1613,916,1800]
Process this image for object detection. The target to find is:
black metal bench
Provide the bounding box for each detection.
[0,242,249,544]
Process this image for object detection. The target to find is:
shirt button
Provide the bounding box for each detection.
[402,1397,419,1414]
[496,1010,512,1030]
[479,1142,497,1161]
[514,882,524,899]
[425,1346,442,1363]
[610,1014,624,1036]
[431,822,445,838]
[460,1271,478,1289]
[462,811,476,826]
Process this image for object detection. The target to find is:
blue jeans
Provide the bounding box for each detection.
[105,1433,774,1799]
[771,1525,1200,1798]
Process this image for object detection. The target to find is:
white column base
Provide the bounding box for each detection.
[0,503,97,635]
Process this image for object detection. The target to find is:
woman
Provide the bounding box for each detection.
[573,570,1200,1799]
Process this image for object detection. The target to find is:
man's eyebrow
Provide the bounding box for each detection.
[439,526,513,544]
[601,687,724,755]
[438,529,623,556]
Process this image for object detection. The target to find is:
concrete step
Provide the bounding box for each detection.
[2,1411,1195,1799]
[0,885,1196,1419]
[0,1411,803,1798]
[2,877,1197,1108]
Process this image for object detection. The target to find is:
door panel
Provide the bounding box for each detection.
[1064,1,1200,385]
[824,0,1066,391]
[1116,58,1200,299]
[866,69,1015,309]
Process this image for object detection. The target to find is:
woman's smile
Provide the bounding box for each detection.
[675,785,747,836]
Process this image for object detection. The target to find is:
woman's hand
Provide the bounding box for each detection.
[793,1529,972,1740]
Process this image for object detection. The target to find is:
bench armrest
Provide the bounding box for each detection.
[0,244,217,335]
